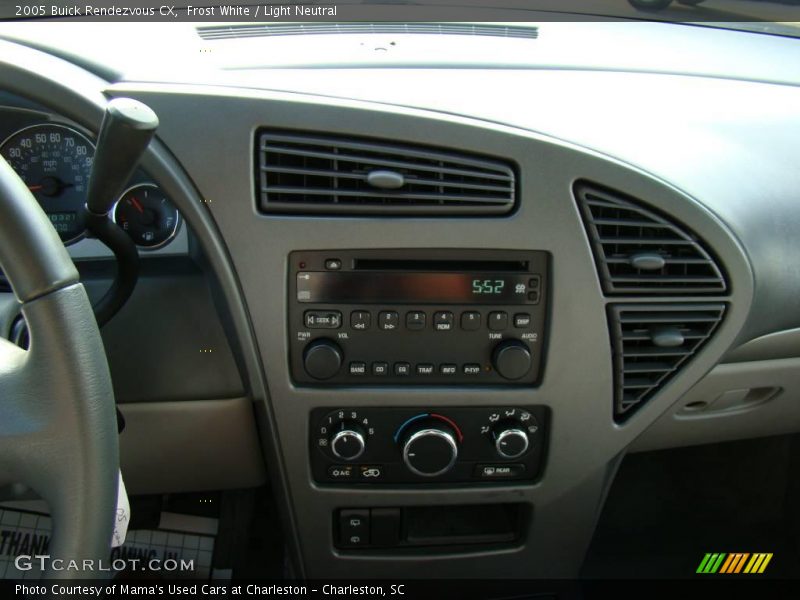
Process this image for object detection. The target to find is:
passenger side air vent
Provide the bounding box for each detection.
[257,131,516,215]
[575,183,727,294]
[609,304,726,421]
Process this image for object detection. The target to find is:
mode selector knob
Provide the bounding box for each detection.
[494,428,529,459]
[331,423,366,461]
[402,424,459,478]
[492,340,532,380]
[303,338,343,380]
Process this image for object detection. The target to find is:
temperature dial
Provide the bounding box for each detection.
[113,183,180,249]
[396,413,463,477]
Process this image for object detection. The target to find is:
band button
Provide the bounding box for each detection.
[349,362,367,376]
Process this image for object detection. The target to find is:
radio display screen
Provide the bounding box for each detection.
[296,272,535,304]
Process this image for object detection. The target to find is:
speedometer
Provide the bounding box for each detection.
[0,123,95,245]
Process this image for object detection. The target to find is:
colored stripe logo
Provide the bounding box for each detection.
[697,552,772,574]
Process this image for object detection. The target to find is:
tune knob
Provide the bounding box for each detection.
[330,424,366,461]
[494,428,529,459]
[402,426,459,477]
[303,338,343,380]
[492,340,532,380]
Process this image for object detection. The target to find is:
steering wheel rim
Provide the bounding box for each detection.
[0,156,118,578]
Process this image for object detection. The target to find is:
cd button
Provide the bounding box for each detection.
[394,362,411,376]
[460,311,481,331]
[433,311,454,331]
[349,362,367,376]
[372,362,389,376]
[350,310,371,330]
[514,313,532,328]
[488,311,509,331]
[416,364,434,375]
[379,311,400,331]
[405,311,426,330]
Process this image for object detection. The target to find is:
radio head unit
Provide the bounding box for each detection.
[289,250,548,386]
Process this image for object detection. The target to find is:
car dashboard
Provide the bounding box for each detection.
[1,21,800,580]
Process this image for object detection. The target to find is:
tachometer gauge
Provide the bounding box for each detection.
[113,184,180,249]
[0,123,95,245]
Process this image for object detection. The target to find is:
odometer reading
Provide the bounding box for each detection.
[0,123,95,244]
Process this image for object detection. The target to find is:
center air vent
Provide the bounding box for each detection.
[575,183,727,294]
[257,131,516,216]
[609,304,726,421]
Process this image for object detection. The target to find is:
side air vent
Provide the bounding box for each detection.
[609,304,726,421]
[257,131,516,216]
[575,183,727,294]
[199,23,539,41]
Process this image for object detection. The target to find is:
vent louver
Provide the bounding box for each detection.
[609,304,726,421]
[257,131,516,216]
[198,23,539,41]
[575,183,727,294]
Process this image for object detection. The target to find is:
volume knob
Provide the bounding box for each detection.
[303,339,343,380]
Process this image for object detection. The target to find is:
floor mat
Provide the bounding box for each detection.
[0,506,215,580]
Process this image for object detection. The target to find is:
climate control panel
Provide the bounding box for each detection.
[310,406,548,484]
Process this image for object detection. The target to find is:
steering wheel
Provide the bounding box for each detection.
[0,156,118,578]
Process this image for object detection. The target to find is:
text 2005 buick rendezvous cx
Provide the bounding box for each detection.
[1,2,800,594]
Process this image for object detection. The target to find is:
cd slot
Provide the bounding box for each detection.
[353,259,529,272]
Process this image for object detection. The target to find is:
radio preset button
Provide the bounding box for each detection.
[461,311,481,331]
[433,311,454,331]
[440,364,457,376]
[394,362,411,376]
[406,311,426,330]
[349,362,367,376]
[463,364,481,375]
[379,311,400,331]
[372,362,389,376]
[514,313,532,328]
[305,310,342,329]
[350,311,371,330]
[488,311,509,331]
[416,364,434,375]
